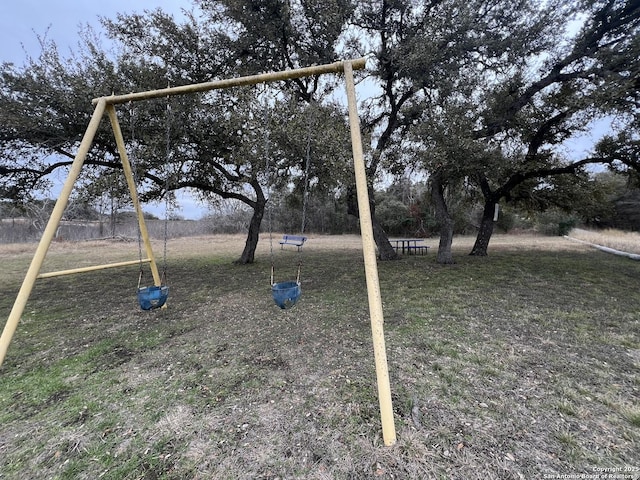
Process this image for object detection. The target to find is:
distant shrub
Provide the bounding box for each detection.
[536,210,577,236]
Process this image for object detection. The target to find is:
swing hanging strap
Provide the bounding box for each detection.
[138,269,167,289]
[295,260,301,285]
[270,261,302,286]
[264,95,309,289]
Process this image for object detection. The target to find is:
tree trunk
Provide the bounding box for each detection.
[347,185,398,261]
[372,213,398,260]
[469,199,496,256]
[430,171,455,264]
[234,181,267,265]
[235,198,264,264]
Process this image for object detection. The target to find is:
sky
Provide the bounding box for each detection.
[0,1,614,219]
[0,0,209,219]
[0,0,192,64]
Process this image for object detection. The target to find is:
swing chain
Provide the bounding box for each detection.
[264,95,312,290]
[127,98,170,311]
[129,101,145,277]
[263,96,276,285]
[296,101,314,279]
[162,97,172,282]
[301,103,313,235]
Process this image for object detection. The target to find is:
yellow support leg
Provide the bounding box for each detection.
[344,61,397,446]
[0,99,107,368]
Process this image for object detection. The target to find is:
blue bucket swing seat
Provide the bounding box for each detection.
[137,271,169,310]
[270,264,302,309]
[272,280,301,309]
[138,284,169,310]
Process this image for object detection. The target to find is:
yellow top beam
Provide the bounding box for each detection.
[92,58,367,105]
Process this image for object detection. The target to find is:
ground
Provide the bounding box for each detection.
[0,233,639,479]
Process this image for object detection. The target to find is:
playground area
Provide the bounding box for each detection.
[0,233,639,479]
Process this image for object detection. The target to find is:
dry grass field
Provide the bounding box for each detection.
[0,232,639,479]
[566,228,640,255]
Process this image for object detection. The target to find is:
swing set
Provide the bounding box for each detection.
[0,58,397,446]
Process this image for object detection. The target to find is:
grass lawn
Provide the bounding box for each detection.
[0,233,638,479]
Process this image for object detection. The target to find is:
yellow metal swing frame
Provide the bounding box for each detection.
[0,58,397,446]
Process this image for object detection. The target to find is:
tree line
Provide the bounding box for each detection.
[1,0,638,264]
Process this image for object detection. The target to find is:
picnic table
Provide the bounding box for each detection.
[389,238,430,255]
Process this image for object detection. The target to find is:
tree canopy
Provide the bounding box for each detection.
[1,0,638,263]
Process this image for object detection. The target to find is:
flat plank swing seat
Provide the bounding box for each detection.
[279,234,307,251]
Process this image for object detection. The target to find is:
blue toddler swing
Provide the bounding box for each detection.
[267,182,305,309]
[131,99,171,311]
[270,263,302,309]
[135,195,170,310]
[263,99,313,310]
[138,273,169,310]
